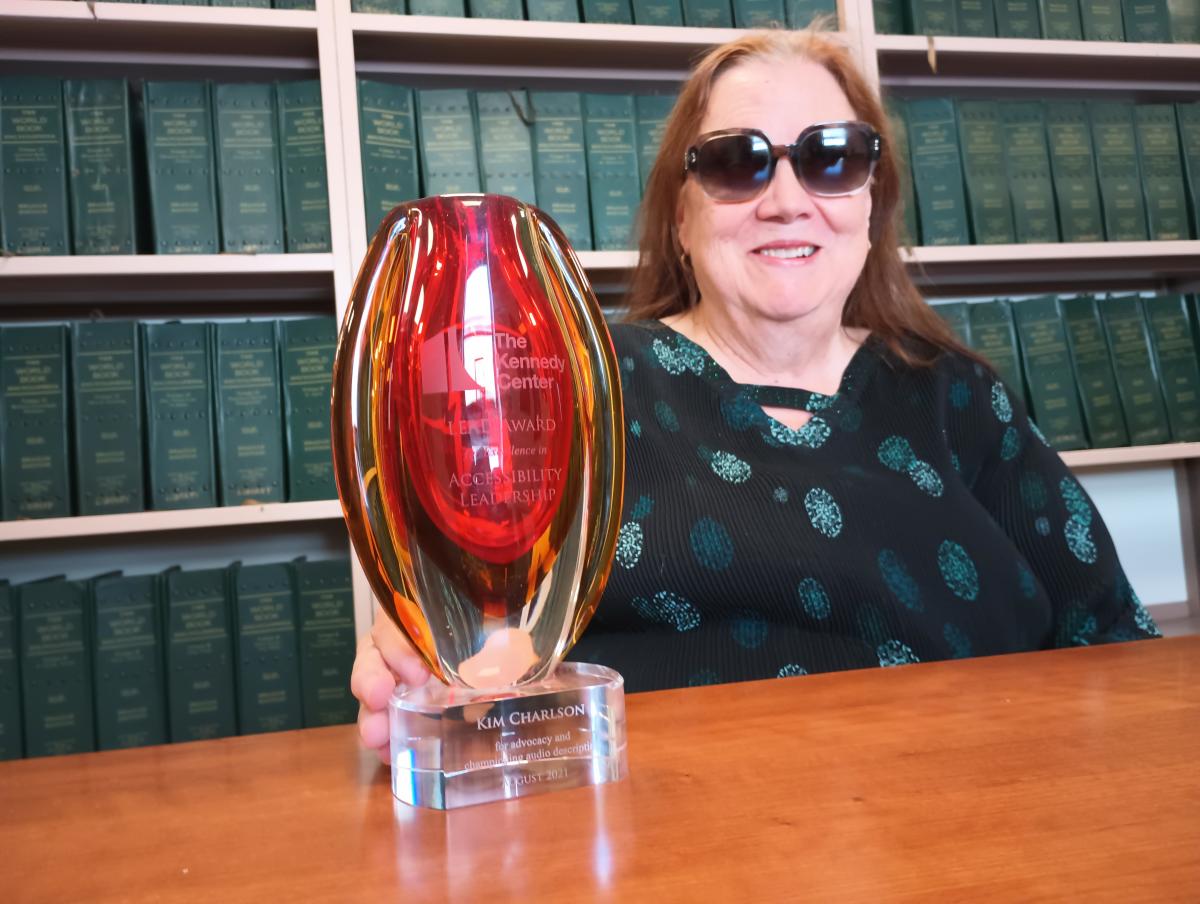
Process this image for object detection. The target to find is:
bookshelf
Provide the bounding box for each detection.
[1,0,1198,642]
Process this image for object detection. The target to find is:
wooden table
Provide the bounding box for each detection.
[2,637,1198,902]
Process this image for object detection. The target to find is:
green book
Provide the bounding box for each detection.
[0,77,70,255]
[410,0,466,12]
[1000,102,1060,244]
[635,94,674,194]
[212,82,284,253]
[582,0,634,19]
[934,301,973,345]
[909,0,957,33]
[528,0,581,19]
[1012,296,1088,450]
[584,93,641,252]
[1099,296,1171,445]
[1134,104,1191,241]
[1179,103,1200,240]
[885,98,919,247]
[276,80,331,253]
[213,0,272,5]
[786,0,837,26]
[212,320,286,506]
[19,577,94,758]
[955,100,1016,245]
[1,325,72,521]
[142,80,220,254]
[968,300,1028,405]
[1167,0,1199,40]
[294,558,357,727]
[906,98,970,247]
[682,0,733,24]
[1079,0,1123,37]
[64,79,137,255]
[70,320,145,516]
[279,317,337,502]
[634,0,685,23]
[995,0,1042,34]
[733,0,787,26]
[416,89,481,197]
[1059,296,1129,448]
[1143,295,1200,442]
[469,0,523,16]
[141,321,218,510]
[162,566,238,742]
[1122,0,1173,41]
[357,79,419,241]
[351,0,406,10]
[1088,101,1149,242]
[0,582,21,761]
[530,91,593,251]
[1039,0,1084,38]
[92,572,167,751]
[274,0,318,8]
[956,0,997,33]
[1044,102,1105,244]
[475,90,537,207]
[874,0,909,31]
[232,561,303,735]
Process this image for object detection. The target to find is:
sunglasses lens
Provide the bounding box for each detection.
[694,133,772,201]
[794,125,875,196]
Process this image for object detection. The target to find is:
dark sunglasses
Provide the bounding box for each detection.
[683,121,883,202]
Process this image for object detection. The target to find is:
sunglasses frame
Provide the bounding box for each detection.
[682,120,883,201]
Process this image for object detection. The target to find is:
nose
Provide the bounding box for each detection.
[756,154,818,222]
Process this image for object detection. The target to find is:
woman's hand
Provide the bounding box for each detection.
[350,606,431,764]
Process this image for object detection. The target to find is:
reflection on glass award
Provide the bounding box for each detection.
[332,194,626,809]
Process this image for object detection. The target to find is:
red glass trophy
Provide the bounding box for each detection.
[332,195,626,809]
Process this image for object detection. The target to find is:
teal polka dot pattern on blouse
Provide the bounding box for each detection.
[633,591,700,631]
[1060,477,1097,564]
[1000,426,1022,461]
[877,639,920,667]
[690,517,734,571]
[1020,472,1047,509]
[731,612,769,649]
[1035,516,1051,536]
[1029,420,1051,447]
[768,416,831,449]
[651,336,706,376]
[805,487,843,538]
[654,400,679,432]
[721,391,762,431]
[621,355,635,373]
[938,540,979,601]
[773,487,789,503]
[778,664,808,677]
[630,494,654,520]
[806,392,834,412]
[1018,562,1038,598]
[797,577,831,619]
[943,623,972,658]
[710,450,751,484]
[878,548,922,611]
[629,420,642,438]
[688,669,721,687]
[838,405,863,431]
[949,380,970,409]
[615,522,643,569]
[990,383,1013,422]
[878,436,943,497]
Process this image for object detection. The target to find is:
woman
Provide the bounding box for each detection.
[352,27,1158,759]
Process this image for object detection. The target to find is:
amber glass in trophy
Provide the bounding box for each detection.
[332,194,626,809]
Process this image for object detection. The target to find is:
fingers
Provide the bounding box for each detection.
[357,701,390,753]
[351,636,400,712]
[371,610,432,688]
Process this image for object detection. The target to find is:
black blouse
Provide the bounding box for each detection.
[569,320,1160,692]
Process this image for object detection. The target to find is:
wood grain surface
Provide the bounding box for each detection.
[2,637,1198,903]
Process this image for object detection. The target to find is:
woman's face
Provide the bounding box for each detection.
[676,56,874,327]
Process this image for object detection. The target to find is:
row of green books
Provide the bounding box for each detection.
[0,76,330,256]
[875,0,1196,41]
[98,1,317,7]
[888,97,1200,248]
[359,82,679,251]
[0,317,337,521]
[353,0,836,26]
[0,556,355,761]
[935,293,1200,451]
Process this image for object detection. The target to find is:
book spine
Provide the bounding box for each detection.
[469,0,524,15]
[1000,102,1060,244]
[905,98,971,246]
[1134,104,1192,241]
[163,568,238,741]
[530,91,593,251]
[1121,0,1173,41]
[581,0,634,19]
[475,90,538,208]
[416,89,482,196]
[233,563,303,735]
[212,320,286,506]
[874,0,909,31]
[1044,102,1105,243]
[19,578,94,757]
[633,0,685,23]
[0,77,70,255]
[0,584,21,761]
[294,559,358,727]
[967,300,1028,406]
[933,302,973,345]
[1100,296,1171,446]
[681,0,733,23]
[1059,296,1130,448]
[351,0,407,10]
[634,94,675,195]
[527,0,581,18]
[357,79,419,240]
[409,0,465,11]
[1089,101,1150,242]
[885,98,920,247]
[92,573,167,750]
[995,0,1043,34]
[1179,103,1200,241]
[274,0,318,7]
[955,100,1017,245]
[732,0,787,26]
[908,0,957,33]
[1167,0,1198,40]
[64,79,137,255]
[1012,296,1089,450]
[955,0,997,33]
[1079,0,1123,37]
[70,320,145,515]
[584,93,641,251]
[212,83,285,254]
[280,317,337,502]
[1143,295,1200,442]
[141,321,218,510]
[142,80,220,254]
[1,325,72,520]
[1039,0,1084,38]
[276,80,331,253]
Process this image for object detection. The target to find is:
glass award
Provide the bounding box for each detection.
[332,194,627,809]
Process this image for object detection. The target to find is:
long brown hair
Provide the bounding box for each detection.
[625,27,965,367]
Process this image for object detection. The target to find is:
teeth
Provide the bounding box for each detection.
[757,246,816,259]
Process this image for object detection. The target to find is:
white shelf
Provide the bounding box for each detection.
[1061,443,1200,470]
[875,34,1200,88]
[0,499,343,545]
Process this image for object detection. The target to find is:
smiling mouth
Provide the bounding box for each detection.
[753,245,818,260]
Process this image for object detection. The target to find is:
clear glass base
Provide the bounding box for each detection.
[389,662,627,810]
